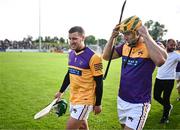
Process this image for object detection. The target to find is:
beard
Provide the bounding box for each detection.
[128,37,139,47]
[167,48,175,52]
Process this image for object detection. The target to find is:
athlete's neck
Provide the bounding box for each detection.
[75,46,86,53]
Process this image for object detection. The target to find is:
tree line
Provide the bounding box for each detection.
[0,20,168,52]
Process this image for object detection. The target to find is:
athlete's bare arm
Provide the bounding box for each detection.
[102,28,121,60]
[138,25,167,67]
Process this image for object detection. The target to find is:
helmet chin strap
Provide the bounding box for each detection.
[128,39,138,47]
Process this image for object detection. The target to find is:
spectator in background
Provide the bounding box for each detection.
[154,38,180,124]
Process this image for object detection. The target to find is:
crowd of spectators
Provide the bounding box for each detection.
[0,38,38,51]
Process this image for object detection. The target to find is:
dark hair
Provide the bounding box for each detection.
[167,38,176,44]
[68,26,85,35]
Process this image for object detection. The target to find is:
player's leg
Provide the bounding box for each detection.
[66,104,93,130]
[126,103,151,130]
[66,117,83,130]
[117,97,151,130]
[117,96,127,129]
[79,120,89,130]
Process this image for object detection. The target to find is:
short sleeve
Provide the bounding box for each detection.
[89,54,103,76]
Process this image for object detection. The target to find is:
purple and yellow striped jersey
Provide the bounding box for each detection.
[115,42,155,103]
[68,47,103,105]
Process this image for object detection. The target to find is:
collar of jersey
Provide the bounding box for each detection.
[74,47,86,55]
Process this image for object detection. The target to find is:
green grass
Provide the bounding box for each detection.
[0,52,179,130]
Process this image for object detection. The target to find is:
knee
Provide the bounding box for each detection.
[79,121,88,130]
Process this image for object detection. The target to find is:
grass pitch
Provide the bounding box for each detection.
[0,52,179,129]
